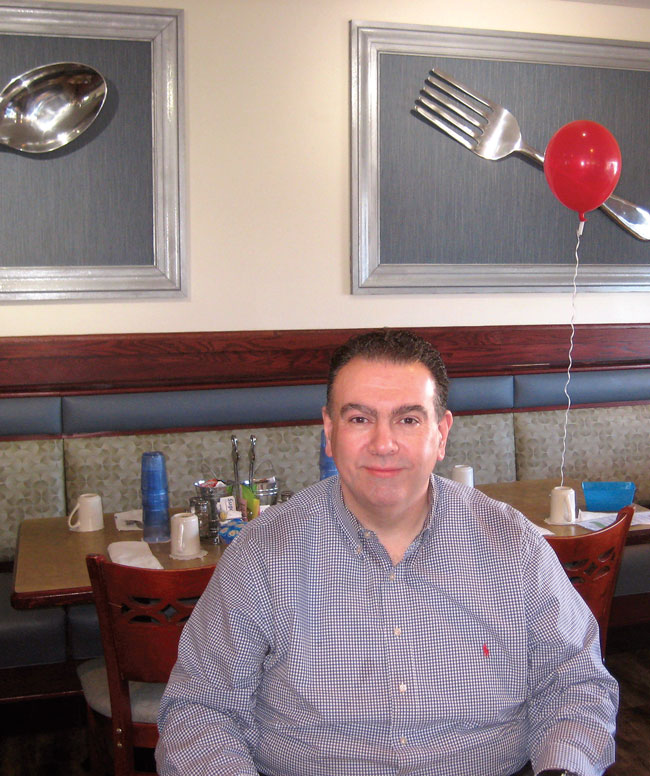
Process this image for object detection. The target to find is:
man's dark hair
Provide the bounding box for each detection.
[326,328,449,418]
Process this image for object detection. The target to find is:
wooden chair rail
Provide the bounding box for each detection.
[1,324,650,397]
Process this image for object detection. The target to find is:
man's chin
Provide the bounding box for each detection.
[366,483,409,506]
[340,479,403,508]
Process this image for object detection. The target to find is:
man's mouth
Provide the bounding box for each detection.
[364,466,403,478]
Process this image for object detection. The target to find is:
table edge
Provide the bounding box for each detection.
[11,586,93,610]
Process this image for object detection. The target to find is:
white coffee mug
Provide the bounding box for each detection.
[170,512,203,558]
[451,464,474,487]
[548,486,576,524]
[68,493,104,532]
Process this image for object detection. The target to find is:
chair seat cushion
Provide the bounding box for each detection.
[76,657,165,723]
[0,572,66,668]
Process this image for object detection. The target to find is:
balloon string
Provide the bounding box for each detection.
[560,221,582,486]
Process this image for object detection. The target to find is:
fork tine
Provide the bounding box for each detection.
[416,93,481,144]
[430,67,496,113]
[421,81,484,131]
[413,100,475,152]
[425,75,492,129]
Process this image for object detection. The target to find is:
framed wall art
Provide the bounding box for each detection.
[0,1,185,300]
[350,21,650,293]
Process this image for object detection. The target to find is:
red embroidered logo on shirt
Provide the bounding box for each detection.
[482,643,489,657]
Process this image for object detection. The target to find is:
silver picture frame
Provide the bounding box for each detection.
[0,1,185,300]
[351,20,650,294]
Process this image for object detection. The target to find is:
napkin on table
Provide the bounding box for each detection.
[114,509,144,531]
[108,541,163,569]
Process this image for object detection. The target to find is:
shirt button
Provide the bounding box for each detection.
[388,571,396,581]
[393,626,402,636]
[400,736,407,745]
[364,530,372,538]
[398,682,407,693]
[355,545,362,555]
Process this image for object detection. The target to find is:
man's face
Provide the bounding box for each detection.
[322,357,453,526]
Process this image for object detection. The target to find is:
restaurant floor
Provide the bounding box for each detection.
[0,623,648,775]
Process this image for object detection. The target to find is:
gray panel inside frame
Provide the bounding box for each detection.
[0,34,152,269]
[379,53,650,265]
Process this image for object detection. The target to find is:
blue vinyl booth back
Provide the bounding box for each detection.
[1,366,649,670]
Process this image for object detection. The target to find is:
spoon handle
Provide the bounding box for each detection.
[231,435,240,490]
[249,435,256,485]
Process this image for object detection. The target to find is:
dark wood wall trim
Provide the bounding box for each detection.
[0,324,649,397]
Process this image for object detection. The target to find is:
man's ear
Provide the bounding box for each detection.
[322,406,333,457]
[436,411,453,461]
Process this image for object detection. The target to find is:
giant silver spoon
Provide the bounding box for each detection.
[0,62,107,153]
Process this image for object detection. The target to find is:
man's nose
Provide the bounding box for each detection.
[369,420,397,454]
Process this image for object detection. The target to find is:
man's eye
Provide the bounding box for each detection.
[349,416,368,424]
[401,417,420,425]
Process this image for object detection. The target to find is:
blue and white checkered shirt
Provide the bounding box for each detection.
[156,475,617,776]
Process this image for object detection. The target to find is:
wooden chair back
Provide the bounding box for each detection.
[86,553,214,775]
[544,505,633,656]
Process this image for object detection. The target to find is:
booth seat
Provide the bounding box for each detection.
[0,367,649,691]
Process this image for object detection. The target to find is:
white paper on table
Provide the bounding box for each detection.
[631,508,650,525]
[107,540,163,569]
[576,507,650,532]
[114,509,143,531]
[575,511,618,531]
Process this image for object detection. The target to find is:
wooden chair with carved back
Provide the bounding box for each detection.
[544,505,634,657]
[77,553,215,776]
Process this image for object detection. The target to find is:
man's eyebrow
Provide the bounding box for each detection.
[339,403,429,418]
[393,404,429,418]
[340,403,376,417]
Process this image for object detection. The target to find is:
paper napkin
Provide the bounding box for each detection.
[114,509,144,531]
[107,540,163,569]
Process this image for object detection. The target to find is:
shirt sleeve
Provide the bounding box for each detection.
[156,532,271,776]
[521,525,619,776]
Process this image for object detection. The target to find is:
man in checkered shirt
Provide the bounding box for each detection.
[157,329,617,776]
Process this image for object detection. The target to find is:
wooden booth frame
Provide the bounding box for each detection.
[350,21,650,294]
[0,1,185,300]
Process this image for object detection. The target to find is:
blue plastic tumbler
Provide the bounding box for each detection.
[141,451,170,543]
[319,430,338,480]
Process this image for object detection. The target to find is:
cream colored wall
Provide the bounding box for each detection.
[1,0,648,336]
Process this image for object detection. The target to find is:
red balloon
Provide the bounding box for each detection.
[544,120,621,221]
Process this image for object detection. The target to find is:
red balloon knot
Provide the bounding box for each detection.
[482,643,489,658]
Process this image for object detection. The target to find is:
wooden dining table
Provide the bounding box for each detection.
[12,478,648,610]
[476,477,650,543]
[11,513,222,610]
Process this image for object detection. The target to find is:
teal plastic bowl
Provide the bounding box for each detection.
[582,481,636,512]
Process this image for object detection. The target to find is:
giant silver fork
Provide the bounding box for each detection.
[414,68,650,241]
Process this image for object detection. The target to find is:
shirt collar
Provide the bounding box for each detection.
[330,478,365,544]
[329,474,440,548]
